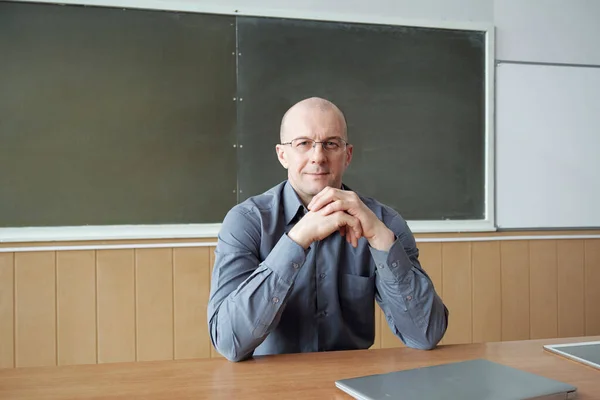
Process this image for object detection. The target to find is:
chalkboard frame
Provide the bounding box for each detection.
[0,0,495,242]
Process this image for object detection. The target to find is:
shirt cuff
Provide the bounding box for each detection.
[369,239,413,282]
[263,233,309,284]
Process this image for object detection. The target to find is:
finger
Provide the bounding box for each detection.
[350,226,358,248]
[339,225,346,237]
[344,224,352,242]
[308,187,339,211]
[322,200,349,216]
[347,226,357,247]
[349,217,363,244]
[307,187,327,210]
[338,213,362,245]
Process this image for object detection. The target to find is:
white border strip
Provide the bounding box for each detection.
[485,27,496,229]
[13,0,491,31]
[0,242,217,253]
[416,234,600,243]
[0,224,222,243]
[1,234,599,253]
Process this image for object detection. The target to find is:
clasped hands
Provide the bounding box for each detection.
[288,187,395,251]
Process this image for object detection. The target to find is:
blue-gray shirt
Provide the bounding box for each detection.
[208,181,448,362]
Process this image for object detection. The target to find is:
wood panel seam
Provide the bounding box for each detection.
[171,249,175,361]
[12,253,15,368]
[583,240,587,335]
[134,250,138,362]
[499,243,503,341]
[54,251,58,366]
[553,240,559,337]
[95,250,99,364]
[470,243,474,343]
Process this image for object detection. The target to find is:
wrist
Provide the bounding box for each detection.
[288,226,311,249]
[368,225,395,252]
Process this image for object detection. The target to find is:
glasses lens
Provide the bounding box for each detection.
[324,139,343,151]
[291,139,314,152]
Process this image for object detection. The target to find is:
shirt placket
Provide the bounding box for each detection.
[315,240,330,351]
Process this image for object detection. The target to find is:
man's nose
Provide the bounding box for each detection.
[309,143,327,163]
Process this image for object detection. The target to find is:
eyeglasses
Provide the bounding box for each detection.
[280,137,349,153]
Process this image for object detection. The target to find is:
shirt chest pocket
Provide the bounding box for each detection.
[338,273,375,332]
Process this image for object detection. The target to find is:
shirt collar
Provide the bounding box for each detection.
[283,181,306,225]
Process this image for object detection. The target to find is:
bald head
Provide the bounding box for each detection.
[280,97,347,143]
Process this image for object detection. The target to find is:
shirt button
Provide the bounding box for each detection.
[406,295,413,301]
[320,273,326,279]
[272,297,279,303]
[292,262,299,269]
[392,262,398,268]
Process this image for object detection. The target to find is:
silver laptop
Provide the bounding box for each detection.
[335,358,577,400]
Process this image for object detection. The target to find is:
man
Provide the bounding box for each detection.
[208,97,448,362]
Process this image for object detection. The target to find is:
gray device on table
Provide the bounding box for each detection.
[544,341,600,370]
[335,358,577,400]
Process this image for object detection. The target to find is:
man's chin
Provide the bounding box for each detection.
[305,182,336,195]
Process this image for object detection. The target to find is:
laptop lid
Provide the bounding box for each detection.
[335,358,577,400]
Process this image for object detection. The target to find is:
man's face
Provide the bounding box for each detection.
[276,108,353,204]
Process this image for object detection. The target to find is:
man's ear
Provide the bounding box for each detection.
[344,144,353,168]
[276,145,289,169]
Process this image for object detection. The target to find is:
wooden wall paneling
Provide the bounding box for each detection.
[529,240,558,339]
[0,253,14,368]
[472,241,502,343]
[557,240,585,337]
[441,242,472,344]
[420,243,443,299]
[135,249,174,361]
[57,251,97,365]
[584,239,600,335]
[173,247,211,359]
[97,250,136,363]
[1,233,596,368]
[14,252,56,367]
[501,241,530,341]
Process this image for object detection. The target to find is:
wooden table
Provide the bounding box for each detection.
[1,336,599,399]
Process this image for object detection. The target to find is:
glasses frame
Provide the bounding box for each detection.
[280,137,350,152]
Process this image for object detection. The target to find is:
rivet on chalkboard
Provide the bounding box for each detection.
[238,53,242,56]
[239,190,243,193]
[233,190,236,193]
[233,97,236,101]
[232,52,235,55]
[239,145,243,148]
[233,144,237,148]
[239,98,243,101]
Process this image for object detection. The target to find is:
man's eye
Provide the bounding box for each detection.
[325,141,338,148]
[297,141,310,146]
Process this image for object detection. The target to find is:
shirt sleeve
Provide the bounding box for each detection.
[369,213,449,350]
[207,207,309,362]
